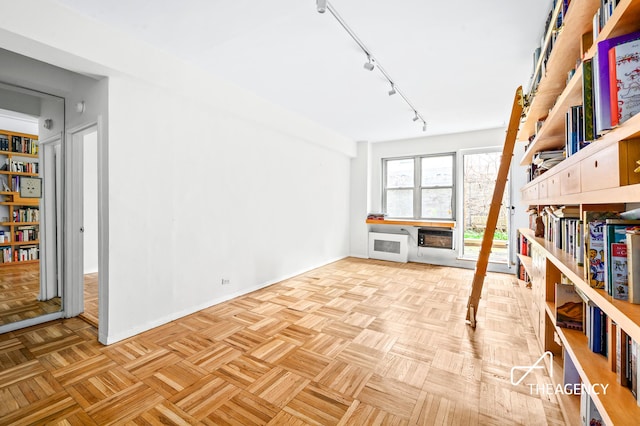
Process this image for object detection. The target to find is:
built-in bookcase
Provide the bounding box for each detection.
[517,0,640,424]
[0,129,40,266]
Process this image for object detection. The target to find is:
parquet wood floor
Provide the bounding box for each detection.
[80,273,99,327]
[0,258,566,425]
[0,263,60,326]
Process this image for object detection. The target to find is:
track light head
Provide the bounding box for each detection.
[388,84,396,96]
[422,122,427,132]
[364,56,374,71]
[412,112,419,122]
[316,0,327,13]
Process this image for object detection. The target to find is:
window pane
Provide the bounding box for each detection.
[421,155,453,186]
[421,188,452,218]
[386,159,414,188]
[386,189,413,217]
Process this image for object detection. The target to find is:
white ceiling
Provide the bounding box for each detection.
[52,0,549,142]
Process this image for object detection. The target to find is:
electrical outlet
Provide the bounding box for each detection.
[221,278,230,285]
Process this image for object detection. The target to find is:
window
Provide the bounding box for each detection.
[383,153,455,220]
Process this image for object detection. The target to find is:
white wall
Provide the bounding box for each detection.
[352,127,526,273]
[0,0,354,343]
[0,110,38,135]
[105,76,351,341]
[349,141,371,259]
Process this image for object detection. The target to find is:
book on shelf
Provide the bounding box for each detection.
[582,58,596,143]
[366,213,385,220]
[603,220,640,298]
[584,211,620,288]
[563,352,581,392]
[627,228,640,304]
[594,31,640,135]
[565,105,585,157]
[609,38,640,127]
[589,305,608,357]
[556,283,584,331]
[580,381,604,426]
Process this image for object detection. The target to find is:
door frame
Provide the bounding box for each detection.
[39,132,63,302]
[66,117,109,343]
[457,146,512,269]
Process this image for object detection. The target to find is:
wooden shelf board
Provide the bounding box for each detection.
[366,219,455,228]
[548,352,581,425]
[0,259,39,267]
[586,0,640,53]
[520,64,584,165]
[517,253,533,275]
[559,327,640,426]
[0,201,39,206]
[546,300,557,324]
[0,222,38,226]
[520,228,640,345]
[0,129,38,140]
[0,170,38,177]
[519,0,601,141]
[520,0,640,164]
[3,240,40,247]
[2,152,38,158]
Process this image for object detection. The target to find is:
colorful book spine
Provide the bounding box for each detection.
[628,229,640,304]
[605,221,640,297]
[595,32,640,134]
[584,211,620,287]
[612,38,640,126]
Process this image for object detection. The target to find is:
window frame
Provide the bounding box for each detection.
[382,152,456,220]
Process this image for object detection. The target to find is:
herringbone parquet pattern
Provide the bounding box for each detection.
[0,258,565,425]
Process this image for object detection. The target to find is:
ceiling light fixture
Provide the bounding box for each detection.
[363,56,375,71]
[316,1,427,132]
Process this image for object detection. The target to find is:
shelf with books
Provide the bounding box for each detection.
[517,253,533,274]
[559,327,640,426]
[518,1,640,422]
[521,227,640,344]
[0,129,40,267]
[520,0,640,177]
[520,0,601,142]
[521,64,585,165]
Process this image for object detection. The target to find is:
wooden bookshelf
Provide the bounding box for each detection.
[517,0,640,423]
[0,129,40,267]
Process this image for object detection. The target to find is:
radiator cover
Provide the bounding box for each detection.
[368,232,408,262]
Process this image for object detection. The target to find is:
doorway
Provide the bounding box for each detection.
[69,125,99,327]
[461,150,509,263]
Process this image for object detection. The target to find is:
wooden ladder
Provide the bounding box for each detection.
[466,86,524,328]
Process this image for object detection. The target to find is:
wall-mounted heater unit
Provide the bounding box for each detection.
[418,227,454,249]
[368,232,408,263]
